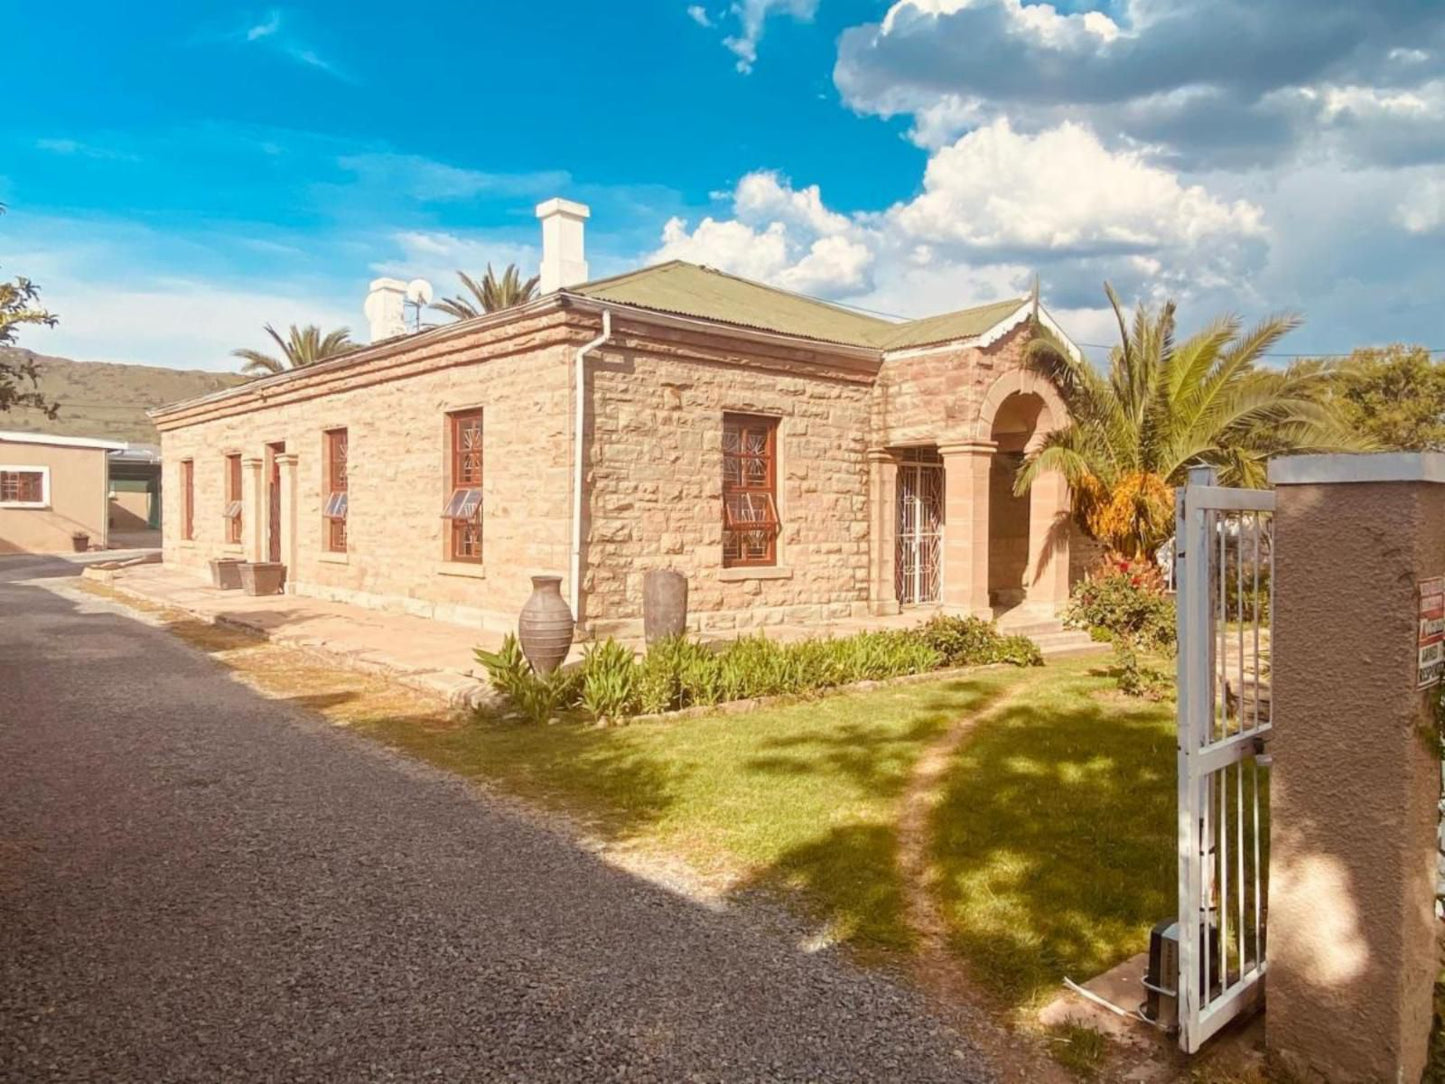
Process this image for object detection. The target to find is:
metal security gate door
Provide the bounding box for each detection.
[896,452,943,606]
[1175,466,1273,1053]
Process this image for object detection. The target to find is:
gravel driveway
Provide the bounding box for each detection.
[0,565,996,1083]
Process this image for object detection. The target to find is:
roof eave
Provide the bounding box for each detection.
[148,293,572,420]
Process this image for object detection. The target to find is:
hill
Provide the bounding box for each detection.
[1,349,246,443]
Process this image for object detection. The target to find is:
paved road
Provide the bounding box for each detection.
[0,563,994,1082]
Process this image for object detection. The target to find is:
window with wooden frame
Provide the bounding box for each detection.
[721,413,780,567]
[224,453,243,543]
[180,459,195,540]
[442,409,483,562]
[323,428,348,553]
[0,468,46,507]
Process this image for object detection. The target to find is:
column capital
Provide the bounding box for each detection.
[865,448,898,464]
[275,452,300,468]
[937,439,998,457]
[242,456,265,469]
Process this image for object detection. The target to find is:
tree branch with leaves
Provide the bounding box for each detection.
[0,205,60,418]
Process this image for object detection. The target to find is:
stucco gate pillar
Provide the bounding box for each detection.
[242,456,265,563]
[867,449,901,616]
[276,452,299,593]
[1265,452,1445,1083]
[939,440,995,617]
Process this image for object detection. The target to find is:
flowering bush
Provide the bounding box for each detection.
[1064,558,1176,654]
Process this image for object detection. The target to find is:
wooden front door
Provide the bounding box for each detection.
[267,443,284,564]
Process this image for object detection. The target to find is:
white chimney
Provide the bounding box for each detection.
[536,198,590,294]
[364,278,407,343]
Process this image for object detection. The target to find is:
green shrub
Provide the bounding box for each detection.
[473,634,581,724]
[578,638,640,723]
[477,617,1042,724]
[1112,639,1170,700]
[1064,559,1176,654]
[916,614,1044,668]
[994,633,1045,668]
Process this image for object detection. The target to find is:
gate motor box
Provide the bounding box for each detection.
[1144,919,1180,1031]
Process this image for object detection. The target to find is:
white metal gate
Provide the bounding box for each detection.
[896,452,944,606]
[1175,466,1273,1053]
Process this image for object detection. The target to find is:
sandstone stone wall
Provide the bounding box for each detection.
[870,323,1033,448]
[582,331,875,639]
[158,311,576,632]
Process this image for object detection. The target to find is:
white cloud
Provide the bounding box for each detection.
[715,0,819,73]
[686,5,713,28]
[1396,175,1445,234]
[835,0,1445,168]
[650,121,1265,321]
[246,10,280,41]
[886,120,1263,261]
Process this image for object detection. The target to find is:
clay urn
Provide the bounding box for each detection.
[643,569,688,644]
[518,575,575,674]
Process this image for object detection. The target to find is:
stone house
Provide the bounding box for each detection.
[152,198,1080,641]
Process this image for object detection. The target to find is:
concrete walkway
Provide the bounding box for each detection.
[0,568,993,1082]
[96,562,500,706]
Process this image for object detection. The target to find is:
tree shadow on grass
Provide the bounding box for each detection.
[928,681,1176,1010]
[741,678,1015,800]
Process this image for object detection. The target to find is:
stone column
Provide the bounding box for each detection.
[242,456,265,563]
[867,449,901,616]
[276,452,299,592]
[1266,453,1445,1083]
[1025,468,1070,612]
[939,440,996,617]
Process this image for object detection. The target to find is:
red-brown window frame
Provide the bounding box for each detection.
[323,428,348,553]
[445,409,483,563]
[180,459,195,540]
[721,413,781,568]
[0,469,45,504]
[224,453,243,544]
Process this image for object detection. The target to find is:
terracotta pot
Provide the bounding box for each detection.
[71,534,89,553]
[209,558,243,590]
[518,575,574,675]
[643,569,688,644]
[239,561,286,597]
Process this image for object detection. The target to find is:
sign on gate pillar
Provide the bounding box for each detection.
[1266,453,1445,1084]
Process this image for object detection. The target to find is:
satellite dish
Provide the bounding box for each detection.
[406,278,434,306]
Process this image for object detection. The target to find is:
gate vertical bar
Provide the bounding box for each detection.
[1178,465,1216,1052]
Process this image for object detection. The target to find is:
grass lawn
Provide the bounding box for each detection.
[359,652,1177,1006]
[360,666,1028,951]
[931,663,1176,1011]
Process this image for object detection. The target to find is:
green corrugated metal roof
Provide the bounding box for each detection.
[571,261,1026,352]
[871,297,1026,350]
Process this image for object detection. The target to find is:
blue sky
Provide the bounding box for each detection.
[6,1,1444,369]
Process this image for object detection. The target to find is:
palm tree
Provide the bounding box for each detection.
[232,324,358,377]
[432,264,540,320]
[1017,284,1367,560]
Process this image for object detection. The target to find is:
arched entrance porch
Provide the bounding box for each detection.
[937,371,1072,618]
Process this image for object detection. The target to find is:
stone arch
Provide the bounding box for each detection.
[971,368,1069,445]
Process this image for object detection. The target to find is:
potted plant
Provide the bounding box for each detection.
[239,561,287,596]
[71,531,90,553]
